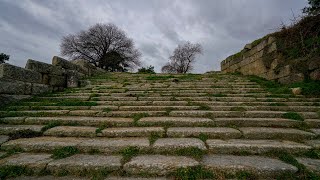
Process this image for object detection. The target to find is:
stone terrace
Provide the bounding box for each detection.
[0,72,319,179]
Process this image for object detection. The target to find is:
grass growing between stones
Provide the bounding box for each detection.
[198,133,209,142]
[175,147,206,160]
[174,166,215,180]
[281,112,304,121]
[121,146,140,162]
[269,103,288,106]
[149,132,162,145]
[209,93,227,97]
[247,75,292,94]
[230,107,247,112]
[146,75,175,80]
[51,146,79,159]
[41,121,62,132]
[8,129,42,140]
[0,165,32,179]
[132,113,149,126]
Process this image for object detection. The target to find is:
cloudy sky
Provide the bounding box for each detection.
[0,0,307,73]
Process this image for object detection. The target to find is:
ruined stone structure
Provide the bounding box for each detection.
[221,36,320,84]
[0,56,103,106]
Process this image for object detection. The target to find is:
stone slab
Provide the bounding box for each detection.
[214,118,304,128]
[153,138,207,152]
[102,127,165,137]
[0,117,26,124]
[105,177,168,180]
[0,80,27,94]
[306,140,320,149]
[9,176,89,180]
[77,138,150,153]
[44,126,97,137]
[47,154,121,175]
[239,127,315,141]
[0,125,43,135]
[123,155,199,175]
[311,129,320,136]
[296,157,320,174]
[167,127,241,139]
[0,135,9,145]
[0,153,53,173]
[1,137,86,152]
[25,116,133,126]
[138,117,214,126]
[202,155,298,178]
[206,139,311,154]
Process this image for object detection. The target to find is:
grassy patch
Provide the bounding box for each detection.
[175,147,206,159]
[198,133,208,142]
[146,75,175,80]
[164,107,174,116]
[0,165,31,179]
[230,107,247,112]
[132,113,149,125]
[56,101,97,106]
[51,146,79,159]
[281,112,304,121]
[269,103,288,106]
[197,104,211,111]
[303,149,320,159]
[174,166,215,180]
[8,130,42,140]
[209,93,227,97]
[41,121,62,132]
[317,110,320,119]
[247,75,291,94]
[149,132,162,145]
[103,108,112,113]
[121,146,140,162]
[88,149,101,155]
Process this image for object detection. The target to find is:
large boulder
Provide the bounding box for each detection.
[52,56,87,75]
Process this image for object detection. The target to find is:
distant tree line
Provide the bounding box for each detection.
[0,53,9,64]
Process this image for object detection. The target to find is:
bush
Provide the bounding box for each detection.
[137,66,155,74]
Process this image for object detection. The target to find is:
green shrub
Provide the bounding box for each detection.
[137,66,156,74]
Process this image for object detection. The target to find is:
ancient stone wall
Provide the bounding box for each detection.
[221,36,320,84]
[0,56,103,106]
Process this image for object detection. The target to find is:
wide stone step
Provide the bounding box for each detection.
[0,125,44,135]
[202,155,298,178]
[101,127,165,137]
[47,154,122,175]
[138,117,215,126]
[214,118,305,128]
[123,155,199,176]
[152,138,207,152]
[0,153,122,176]
[43,126,97,137]
[239,127,316,141]
[24,116,133,126]
[117,106,200,111]
[1,137,150,153]
[206,139,311,154]
[169,111,318,119]
[166,127,242,139]
[296,157,320,174]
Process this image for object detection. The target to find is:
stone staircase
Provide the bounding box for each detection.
[0,72,319,179]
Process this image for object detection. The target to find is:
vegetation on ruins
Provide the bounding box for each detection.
[0,53,9,64]
[137,65,156,74]
[161,41,202,74]
[60,23,141,72]
[303,0,320,16]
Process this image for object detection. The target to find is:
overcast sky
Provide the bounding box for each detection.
[0,0,307,73]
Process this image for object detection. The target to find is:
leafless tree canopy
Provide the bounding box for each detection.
[60,23,141,71]
[161,42,202,73]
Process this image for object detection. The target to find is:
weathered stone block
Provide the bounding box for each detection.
[278,73,304,84]
[0,80,26,94]
[32,83,52,95]
[310,69,320,81]
[0,63,42,83]
[26,59,64,76]
[52,56,86,74]
[49,75,66,87]
[308,57,320,71]
[65,70,80,88]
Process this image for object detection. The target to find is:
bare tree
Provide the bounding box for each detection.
[60,23,141,71]
[162,42,202,73]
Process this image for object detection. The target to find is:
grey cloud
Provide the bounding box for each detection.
[0,0,307,73]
